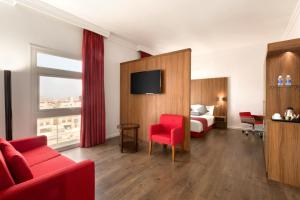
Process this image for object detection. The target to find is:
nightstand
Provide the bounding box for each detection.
[214,116,227,129]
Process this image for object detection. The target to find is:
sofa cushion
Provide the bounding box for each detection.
[2,144,33,183]
[0,150,15,190]
[31,155,75,178]
[22,146,60,167]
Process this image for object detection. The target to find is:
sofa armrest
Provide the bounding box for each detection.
[171,127,184,145]
[9,136,47,152]
[0,160,95,200]
[149,124,164,140]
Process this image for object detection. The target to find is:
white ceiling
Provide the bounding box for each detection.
[39,0,298,54]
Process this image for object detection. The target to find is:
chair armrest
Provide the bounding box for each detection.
[0,160,95,200]
[9,136,47,152]
[149,124,164,140]
[241,116,255,124]
[252,115,264,122]
[171,127,184,145]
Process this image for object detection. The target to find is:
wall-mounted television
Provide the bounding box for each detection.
[130,70,162,94]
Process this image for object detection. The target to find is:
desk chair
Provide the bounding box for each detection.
[239,112,264,137]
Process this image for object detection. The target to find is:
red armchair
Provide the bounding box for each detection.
[0,136,95,200]
[148,114,185,162]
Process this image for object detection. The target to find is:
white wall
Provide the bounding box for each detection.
[0,3,138,139]
[283,1,300,40]
[104,37,139,138]
[287,18,300,39]
[192,44,267,129]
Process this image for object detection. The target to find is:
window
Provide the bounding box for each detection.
[39,76,82,110]
[33,47,82,149]
[37,52,82,72]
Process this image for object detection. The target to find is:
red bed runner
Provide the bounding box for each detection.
[191,117,211,138]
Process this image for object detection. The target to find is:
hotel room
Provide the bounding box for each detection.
[0,0,300,199]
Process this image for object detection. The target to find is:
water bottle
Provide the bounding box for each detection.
[285,75,292,86]
[278,75,283,86]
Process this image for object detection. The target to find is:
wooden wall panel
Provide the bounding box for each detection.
[191,77,227,116]
[120,49,191,151]
[267,120,300,187]
[266,52,300,117]
[265,38,300,188]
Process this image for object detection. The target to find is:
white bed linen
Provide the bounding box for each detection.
[190,115,215,133]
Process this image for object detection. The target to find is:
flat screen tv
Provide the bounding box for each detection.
[131,70,162,94]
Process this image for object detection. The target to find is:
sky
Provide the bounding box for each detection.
[37,53,82,99]
[40,76,81,99]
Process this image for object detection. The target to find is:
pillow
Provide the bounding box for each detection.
[191,104,208,115]
[191,111,200,116]
[199,106,208,115]
[0,150,15,190]
[205,105,215,116]
[0,138,12,151]
[191,104,202,112]
[2,143,33,184]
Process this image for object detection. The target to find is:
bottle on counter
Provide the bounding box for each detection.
[278,75,283,86]
[285,75,292,86]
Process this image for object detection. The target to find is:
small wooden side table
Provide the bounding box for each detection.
[214,116,227,129]
[117,123,140,153]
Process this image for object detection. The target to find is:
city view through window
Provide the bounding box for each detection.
[38,115,81,148]
[36,52,82,149]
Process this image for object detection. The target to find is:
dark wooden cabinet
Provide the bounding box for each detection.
[213,116,227,129]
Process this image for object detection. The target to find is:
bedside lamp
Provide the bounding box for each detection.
[217,96,227,102]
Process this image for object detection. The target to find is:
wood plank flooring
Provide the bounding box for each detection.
[62,129,300,200]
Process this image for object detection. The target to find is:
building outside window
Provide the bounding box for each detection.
[32,46,82,149]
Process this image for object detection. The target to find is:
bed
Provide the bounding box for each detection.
[190,105,215,138]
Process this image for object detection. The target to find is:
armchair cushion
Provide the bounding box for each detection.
[151,132,171,144]
[2,144,33,183]
[22,146,60,167]
[0,151,15,190]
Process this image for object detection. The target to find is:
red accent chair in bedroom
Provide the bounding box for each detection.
[239,112,264,137]
[0,136,95,200]
[148,114,185,162]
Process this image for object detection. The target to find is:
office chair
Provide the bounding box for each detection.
[239,112,264,137]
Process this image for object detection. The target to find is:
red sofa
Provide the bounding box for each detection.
[0,136,95,200]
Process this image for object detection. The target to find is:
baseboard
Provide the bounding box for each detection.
[106,132,119,139]
[227,125,242,130]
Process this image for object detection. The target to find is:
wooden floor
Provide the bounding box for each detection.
[62,129,300,200]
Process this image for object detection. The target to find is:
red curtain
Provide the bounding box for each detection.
[81,29,105,147]
[139,51,152,58]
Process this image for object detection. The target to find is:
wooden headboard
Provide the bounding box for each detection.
[191,77,228,117]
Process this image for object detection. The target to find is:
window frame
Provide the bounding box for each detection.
[31,45,82,149]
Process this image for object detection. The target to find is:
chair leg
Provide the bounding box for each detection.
[172,145,175,162]
[148,141,152,156]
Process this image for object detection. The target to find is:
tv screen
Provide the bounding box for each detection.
[131,70,162,94]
